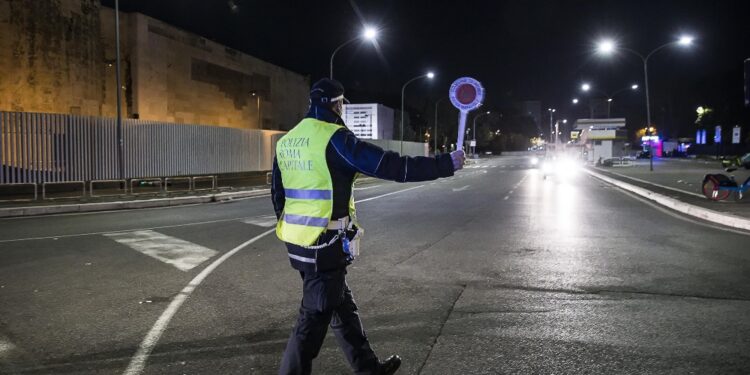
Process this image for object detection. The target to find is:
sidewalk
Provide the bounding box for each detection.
[587,158,750,230]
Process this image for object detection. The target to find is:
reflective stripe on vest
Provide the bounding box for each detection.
[284,188,332,200]
[275,118,343,246]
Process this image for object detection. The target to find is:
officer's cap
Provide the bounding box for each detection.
[310,78,348,104]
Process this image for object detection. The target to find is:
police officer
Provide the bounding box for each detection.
[272,78,465,375]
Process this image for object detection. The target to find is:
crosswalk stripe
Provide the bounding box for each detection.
[242,215,278,228]
[104,230,218,271]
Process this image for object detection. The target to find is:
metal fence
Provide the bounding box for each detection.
[0,111,284,184]
[1,111,428,185]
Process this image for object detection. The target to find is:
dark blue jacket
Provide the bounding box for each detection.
[271,105,455,271]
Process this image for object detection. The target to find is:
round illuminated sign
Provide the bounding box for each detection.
[449,77,484,112]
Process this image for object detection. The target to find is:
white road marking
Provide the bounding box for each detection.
[105,230,218,272]
[123,183,429,375]
[452,185,471,192]
[354,184,382,191]
[0,216,256,244]
[122,228,275,375]
[356,184,425,203]
[242,215,278,228]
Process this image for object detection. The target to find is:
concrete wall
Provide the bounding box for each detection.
[0,0,104,115]
[0,1,310,131]
[367,139,428,157]
[99,9,309,130]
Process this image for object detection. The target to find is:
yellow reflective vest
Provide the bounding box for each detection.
[275,118,358,246]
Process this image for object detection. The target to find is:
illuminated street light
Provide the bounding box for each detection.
[363,26,378,41]
[572,98,579,104]
[678,35,694,46]
[401,71,435,154]
[581,83,591,92]
[594,35,696,171]
[607,98,613,102]
[330,25,379,79]
[631,84,639,90]
[547,108,556,144]
[597,39,616,54]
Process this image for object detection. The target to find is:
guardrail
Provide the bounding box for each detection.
[130,178,163,196]
[42,181,85,200]
[192,176,217,192]
[165,177,192,193]
[0,183,37,202]
[89,179,128,198]
[1,174,220,201]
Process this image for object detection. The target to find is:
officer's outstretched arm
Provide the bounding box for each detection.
[328,129,455,183]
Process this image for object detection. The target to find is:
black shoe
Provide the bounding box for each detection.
[378,355,401,375]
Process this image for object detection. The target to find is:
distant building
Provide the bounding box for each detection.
[0,0,309,130]
[342,103,395,140]
[573,118,627,162]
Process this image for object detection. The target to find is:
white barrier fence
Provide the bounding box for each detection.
[0,111,284,184]
[1,111,428,185]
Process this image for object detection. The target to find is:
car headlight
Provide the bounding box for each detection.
[530,157,539,165]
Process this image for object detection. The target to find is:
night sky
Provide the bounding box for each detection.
[104,0,750,139]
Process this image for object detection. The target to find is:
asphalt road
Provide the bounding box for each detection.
[1,156,749,374]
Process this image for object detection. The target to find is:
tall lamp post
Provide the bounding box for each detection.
[330,26,378,79]
[114,0,124,180]
[434,96,447,154]
[596,35,694,171]
[400,71,435,154]
[472,111,491,157]
[547,108,556,145]
[250,91,262,129]
[581,82,639,118]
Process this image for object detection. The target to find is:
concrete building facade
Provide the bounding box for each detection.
[342,103,395,140]
[1,0,309,130]
[574,118,627,162]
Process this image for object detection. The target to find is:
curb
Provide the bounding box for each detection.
[0,189,270,218]
[584,168,750,232]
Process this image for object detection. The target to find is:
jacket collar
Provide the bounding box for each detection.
[305,104,345,126]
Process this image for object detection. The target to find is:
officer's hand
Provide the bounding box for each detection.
[450,150,466,171]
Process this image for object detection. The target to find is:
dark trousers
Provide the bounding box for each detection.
[279,269,379,375]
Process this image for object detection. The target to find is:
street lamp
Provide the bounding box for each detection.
[472,110,491,157]
[580,82,640,118]
[434,96,448,154]
[250,90,262,129]
[114,0,124,180]
[572,98,579,104]
[401,71,435,154]
[329,25,378,79]
[595,35,695,171]
[547,108,556,144]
